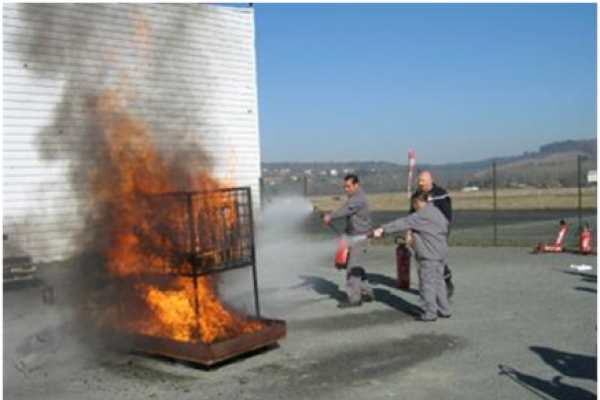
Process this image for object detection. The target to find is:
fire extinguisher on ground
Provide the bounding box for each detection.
[395,236,411,289]
[579,223,593,255]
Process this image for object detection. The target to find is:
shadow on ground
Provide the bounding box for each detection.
[499,346,596,400]
[530,346,597,381]
[295,275,347,303]
[367,272,420,296]
[574,286,597,294]
[562,270,597,284]
[372,288,421,316]
[297,275,421,316]
[499,365,596,400]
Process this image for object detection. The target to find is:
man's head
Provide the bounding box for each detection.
[418,171,434,192]
[344,174,360,195]
[412,189,430,211]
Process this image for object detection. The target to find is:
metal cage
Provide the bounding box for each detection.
[103,187,285,366]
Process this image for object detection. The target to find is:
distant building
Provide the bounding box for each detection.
[587,170,597,184]
[330,169,339,177]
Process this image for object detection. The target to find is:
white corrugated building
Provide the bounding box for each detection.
[3,4,262,261]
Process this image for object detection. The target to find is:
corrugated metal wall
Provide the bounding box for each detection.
[3,4,261,261]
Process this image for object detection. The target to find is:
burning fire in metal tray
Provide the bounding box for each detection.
[85,91,285,366]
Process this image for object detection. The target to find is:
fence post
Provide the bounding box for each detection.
[303,174,309,198]
[492,159,497,246]
[577,155,583,231]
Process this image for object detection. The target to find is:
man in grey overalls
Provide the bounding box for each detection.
[323,174,374,308]
[373,190,450,321]
[410,171,455,298]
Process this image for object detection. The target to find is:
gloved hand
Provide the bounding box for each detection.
[371,227,385,238]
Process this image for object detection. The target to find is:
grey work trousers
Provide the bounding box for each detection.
[418,259,451,319]
[345,238,373,303]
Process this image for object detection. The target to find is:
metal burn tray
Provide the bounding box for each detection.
[110,319,286,366]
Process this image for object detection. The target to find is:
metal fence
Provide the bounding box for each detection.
[260,155,597,248]
[450,156,597,248]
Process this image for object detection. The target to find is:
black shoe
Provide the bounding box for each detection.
[338,300,362,309]
[362,294,374,303]
[416,315,437,322]
[446,279,455,299]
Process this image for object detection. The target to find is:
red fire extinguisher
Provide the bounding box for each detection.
[396,236,411,289]
[335,238,350,269]
[325,220,349,269]
[579,223,593,255]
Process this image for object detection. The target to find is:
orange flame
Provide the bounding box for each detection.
[90,91,262,344]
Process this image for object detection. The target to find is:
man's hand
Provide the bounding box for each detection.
[406,230,414,248]
[323,214,332,225]
[372,227,385,238]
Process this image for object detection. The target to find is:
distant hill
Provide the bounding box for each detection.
[467,139,597,189]
[539,139,597,157]
[261,138,597,195]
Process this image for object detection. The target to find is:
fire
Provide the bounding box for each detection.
[89,90,262,344]
[126,278,262,344]
[139,280,197,342]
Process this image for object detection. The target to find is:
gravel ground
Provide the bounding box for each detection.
[4,242,596,400]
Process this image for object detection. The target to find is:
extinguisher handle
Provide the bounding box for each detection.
[329,223,341,237]
[394,235,406,244]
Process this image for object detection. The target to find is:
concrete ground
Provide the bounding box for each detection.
[4,244,597,400]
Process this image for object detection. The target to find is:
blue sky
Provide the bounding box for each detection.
[254,3,597,164]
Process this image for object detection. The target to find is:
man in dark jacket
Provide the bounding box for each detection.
[410,171,455,298]
[323,174,374,308]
